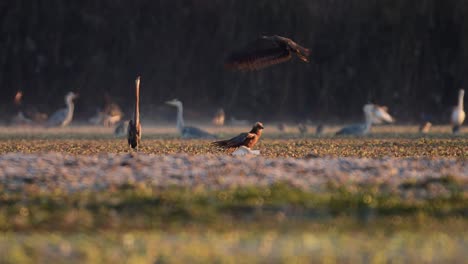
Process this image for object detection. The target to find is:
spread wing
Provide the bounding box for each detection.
[212,132,254,148]
[225,38,292,71]
[284,38,310,62]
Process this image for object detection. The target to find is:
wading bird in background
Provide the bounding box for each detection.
[11,91,32,125]
[114,120,129,136]
[14,91,22,106]
[298,123,308,135]
[225,35,310,71]
[212,122,264,151]
[166,99,217,139]
[128,76,142,149]
[419,122,432,134]
[46,92,78,127]
[212,108,225,126]
[370,105,394,125]
[11,91,48,125]
[451,89,465,134]
[277,123,287,132]
[89,95,123,127]
[335,104,394,136]
[315,124,324,136]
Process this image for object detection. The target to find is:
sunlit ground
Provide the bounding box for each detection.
[0,123,466,138]
[0,124,466,263]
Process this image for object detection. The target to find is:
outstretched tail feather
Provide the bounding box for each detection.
[212,140,229,147]
[212,139,241,149]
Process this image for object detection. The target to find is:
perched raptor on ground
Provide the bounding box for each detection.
[212,122,264,150]
[127,76,141,149]
[225,35,310,71]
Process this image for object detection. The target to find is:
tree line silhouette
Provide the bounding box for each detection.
[1,0,467,123]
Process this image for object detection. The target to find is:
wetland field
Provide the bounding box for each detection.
[0,124,467,263]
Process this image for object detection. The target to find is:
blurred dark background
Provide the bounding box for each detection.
[1,0,467,123]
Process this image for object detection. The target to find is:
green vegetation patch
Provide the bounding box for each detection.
[2,227,468,264]
[1,181,467,231]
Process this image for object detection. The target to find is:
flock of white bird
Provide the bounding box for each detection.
[9,88,465,136]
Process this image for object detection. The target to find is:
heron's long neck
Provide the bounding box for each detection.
[134,81,140,127]
[66,99,74,115]
[458,92,464,110]
[363,111,373,133]
[176,105,185,131]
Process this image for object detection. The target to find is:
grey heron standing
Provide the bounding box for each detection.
[166,99,217,139]
[46,92,78,127]
[451,89,465,134]
[335,104,394,136]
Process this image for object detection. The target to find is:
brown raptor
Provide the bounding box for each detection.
[225,35,310,71]
[212,122,264,149]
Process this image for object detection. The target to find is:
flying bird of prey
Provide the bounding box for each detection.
[225,35,310,71]
[128,76,141,149]
[212,122,264,150]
